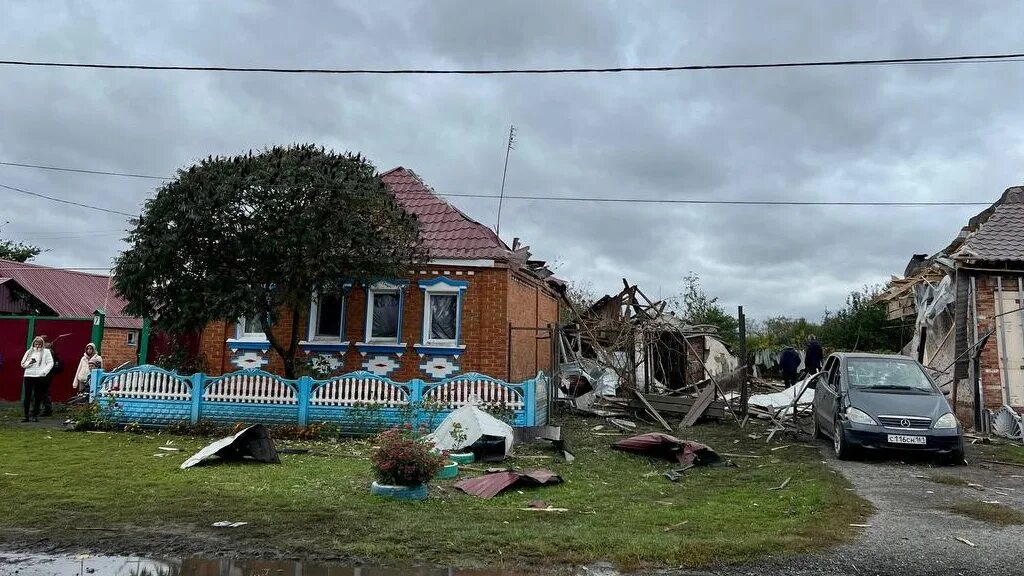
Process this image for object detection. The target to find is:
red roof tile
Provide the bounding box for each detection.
[381,167,513,261]
[0,259,141,329]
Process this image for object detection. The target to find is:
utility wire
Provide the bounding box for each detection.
[0,182,136,217]
[0,160,992,208]
[3,52,1024,75]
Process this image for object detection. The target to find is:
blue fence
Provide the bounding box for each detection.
[90,365,549,431]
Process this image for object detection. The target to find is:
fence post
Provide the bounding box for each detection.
[89,368,105,403]
[190,373,204,424]
[297,376,313,427]
[92,310,106,354]
[409,379,425,430]
[138,318,152,365]
[523,375,536,426]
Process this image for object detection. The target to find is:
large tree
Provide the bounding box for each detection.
[0,222,43,262]
[114,145,424,377]
[676,272,739,349]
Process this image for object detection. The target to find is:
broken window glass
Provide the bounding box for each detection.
[429,294,458,341]
[371,292,400,340]
[316,293,343,338]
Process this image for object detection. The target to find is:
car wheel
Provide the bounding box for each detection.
[833,421,855,460]
[939,448,965,466]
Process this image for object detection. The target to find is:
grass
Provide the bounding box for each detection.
[928,474,970,486]
[974,442,1024,466]
[0,410,869,570]
[948,501,1024,526]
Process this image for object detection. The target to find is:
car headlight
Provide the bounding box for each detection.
[934,413,958,429]
[846,407,877,425]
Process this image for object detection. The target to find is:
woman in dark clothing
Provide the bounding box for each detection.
[779,345,802,388]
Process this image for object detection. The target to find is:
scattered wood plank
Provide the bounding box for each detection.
[849,523,872,528]
[680,383,716,428]
[770,444,792,451]
[980,459,1024,469]
[955,537,976,548]
[768,476,792,491]
[662,520,689,532]
[632,389,672,432]
[720,453,763,459]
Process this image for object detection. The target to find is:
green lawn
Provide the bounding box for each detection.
[0,409,869,570]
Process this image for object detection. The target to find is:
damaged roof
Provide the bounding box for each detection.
[953,187,1024,262]
[380,167,515,261]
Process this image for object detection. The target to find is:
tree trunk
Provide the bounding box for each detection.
[284,307,301,379]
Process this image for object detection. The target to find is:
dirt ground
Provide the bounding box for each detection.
[709,440,1024,576]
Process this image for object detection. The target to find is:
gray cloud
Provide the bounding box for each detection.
[2,0,1023,322]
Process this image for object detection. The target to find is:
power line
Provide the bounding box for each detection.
[0,160,993,208]
[0,161,167,180]
[2,53,1024,76]
[0,182,136,217]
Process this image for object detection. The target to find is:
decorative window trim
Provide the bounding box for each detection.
[301,284,352,353]
[418,276,468,352]
[125,331,138,347]
[357,280,409,350]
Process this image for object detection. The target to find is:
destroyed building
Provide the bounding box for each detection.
[876,187,1024,429]
[558,281,738,396]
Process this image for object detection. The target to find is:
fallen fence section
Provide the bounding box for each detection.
[90,365,548,431]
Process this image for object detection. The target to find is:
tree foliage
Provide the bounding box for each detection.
[819,286,903,353]
[676,272,739,349]
[0,222,43,262]
[560,279,596,323]
[114,145,425,377]
[747,316,822,352]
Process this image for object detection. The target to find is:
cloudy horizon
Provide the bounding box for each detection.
[2,1,1022,322]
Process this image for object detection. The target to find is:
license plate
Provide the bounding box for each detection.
[888,434,926,445]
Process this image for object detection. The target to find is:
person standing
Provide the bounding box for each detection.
[779,345,802,388]
[804,335,824,375]
[20,337,54,422]
[74,343,103,396]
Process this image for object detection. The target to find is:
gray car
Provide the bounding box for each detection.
[810,352,964,463]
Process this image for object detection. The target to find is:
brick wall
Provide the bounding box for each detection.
[101,327,140,370]
[194,265,557,381]
[973,274,1024,411]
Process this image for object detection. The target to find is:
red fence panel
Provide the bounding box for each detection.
[0,318,30,401]
[33,318,93,402]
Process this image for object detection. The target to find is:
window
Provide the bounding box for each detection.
[417,276,468,351]
[126,331,138,347]
[368,290,401,342]
[311,293,345,340]
[240,315,264,338]
[426,293,458,343]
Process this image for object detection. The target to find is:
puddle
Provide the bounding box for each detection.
[0,553,521,576]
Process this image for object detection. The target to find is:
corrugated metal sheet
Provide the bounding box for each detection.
[0,260,141,328]
[614,433,720,466]
[454,469,562,498]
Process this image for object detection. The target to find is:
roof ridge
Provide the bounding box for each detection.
[0,258,111,279]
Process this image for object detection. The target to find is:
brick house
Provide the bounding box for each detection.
[878,187,1024,427]
[0,259,144,400]
[197,167,564,382]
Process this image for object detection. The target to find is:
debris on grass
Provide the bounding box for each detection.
[768,476,792,491]
[613,433,721,466]
[928,474,969,486]
[849,523,871,528]
[663,520,689,532]
[181,424,280,469]
[212,521,248,528]
[955,537,977,547]
[454,469,563,499]
[948,501,1024,526]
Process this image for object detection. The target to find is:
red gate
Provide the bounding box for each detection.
[0,316,94,402]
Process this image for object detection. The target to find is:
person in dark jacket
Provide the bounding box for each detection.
[779,345,802,387]
[804,335,824,375]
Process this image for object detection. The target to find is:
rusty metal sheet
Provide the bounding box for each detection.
[613,432,720,466]
[454,468,563,499]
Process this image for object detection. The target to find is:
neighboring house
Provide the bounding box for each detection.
[197,167,565,382]
[877,187,1024,427]
[0,259,143,366]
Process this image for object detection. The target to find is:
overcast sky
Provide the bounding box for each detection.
[2,1,1023,321]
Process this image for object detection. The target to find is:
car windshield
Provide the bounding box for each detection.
[845,358,936,393]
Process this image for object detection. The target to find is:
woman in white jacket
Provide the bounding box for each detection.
[20,336,54,422]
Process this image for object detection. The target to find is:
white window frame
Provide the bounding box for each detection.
[418,276,468,349]
[125,331,138,347]
[236,315,267,341]
[422,292,460,347]
[308,292,347,342]
[364,281,405,345]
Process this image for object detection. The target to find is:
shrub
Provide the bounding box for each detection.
[370,427,447,487]
[68,397,121,431]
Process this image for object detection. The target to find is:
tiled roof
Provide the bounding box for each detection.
[380,167,514,261]
[0,259,141,329]
[954,187,1024,262]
